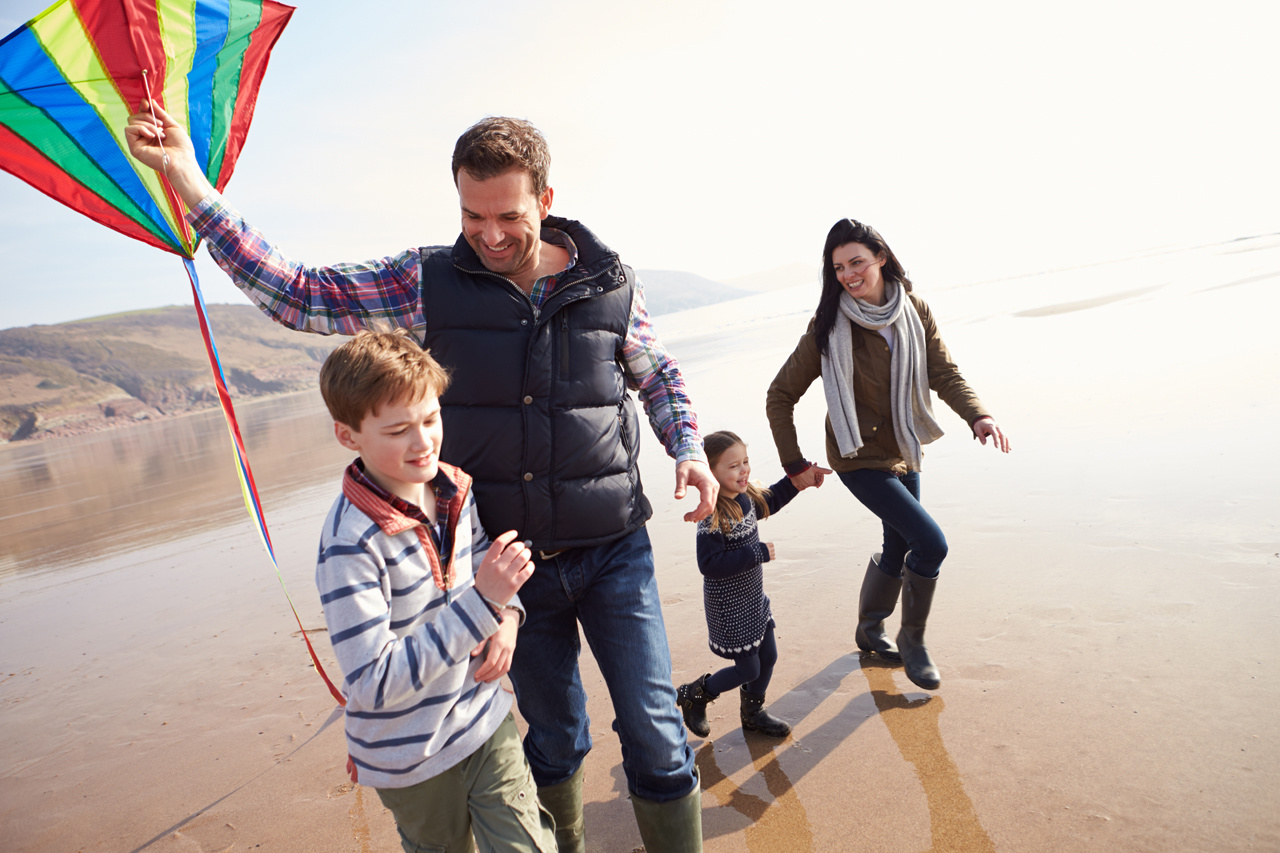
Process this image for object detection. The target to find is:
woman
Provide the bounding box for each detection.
[765,218,1010,690]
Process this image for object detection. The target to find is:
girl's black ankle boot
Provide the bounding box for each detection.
[740,689,791,737]
[676,673,718,737]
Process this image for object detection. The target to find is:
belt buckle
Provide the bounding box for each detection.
[538,548,567,561]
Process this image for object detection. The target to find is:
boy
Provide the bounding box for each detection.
[316,330,555,853]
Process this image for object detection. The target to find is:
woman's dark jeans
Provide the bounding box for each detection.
[838,469,947,578]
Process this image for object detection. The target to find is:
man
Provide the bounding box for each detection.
[127,106,716,853]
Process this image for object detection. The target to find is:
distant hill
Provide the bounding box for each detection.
[0,305,340,443]
[635,270,753,315]
[0,268,761,443]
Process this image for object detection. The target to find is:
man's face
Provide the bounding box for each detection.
[457,168,552,283]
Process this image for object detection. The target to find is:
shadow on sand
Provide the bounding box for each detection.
[692,653,994,852]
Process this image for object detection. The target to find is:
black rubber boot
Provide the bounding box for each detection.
[537,763,585,853]
[855,553,903,662]
[739,689,792,737]
[897,566,941,690]
[676,673,719,738]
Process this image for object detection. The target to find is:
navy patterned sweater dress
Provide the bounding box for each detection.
[696,477,799,658]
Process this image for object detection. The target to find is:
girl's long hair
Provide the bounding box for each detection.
[705,430,773,534]
[813,218,912,356]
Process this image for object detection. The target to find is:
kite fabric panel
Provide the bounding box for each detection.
[0,0,294,258]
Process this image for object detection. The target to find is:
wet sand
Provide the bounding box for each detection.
[3,236,1278,851]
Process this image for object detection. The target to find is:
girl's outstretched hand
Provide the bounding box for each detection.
[972,417,1011,453]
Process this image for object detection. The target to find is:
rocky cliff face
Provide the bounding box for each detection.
[0,305,340,442]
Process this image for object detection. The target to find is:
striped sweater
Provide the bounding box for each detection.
[316,461,519,790]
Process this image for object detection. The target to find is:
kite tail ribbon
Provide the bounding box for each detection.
[182,257,346,708]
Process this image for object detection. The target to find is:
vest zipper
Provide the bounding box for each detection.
[560,315,570,374]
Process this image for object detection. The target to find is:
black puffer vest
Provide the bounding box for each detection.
[420,216,651,551]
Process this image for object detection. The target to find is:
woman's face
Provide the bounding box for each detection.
[831,242,887,306]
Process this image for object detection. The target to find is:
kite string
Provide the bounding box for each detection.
[139,71,170,169]
[141,71,197,255]
[180,260,346,707]
[138,70,344,707]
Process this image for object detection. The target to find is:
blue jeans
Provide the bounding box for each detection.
[508,526,697,804]
[838,470,948,578]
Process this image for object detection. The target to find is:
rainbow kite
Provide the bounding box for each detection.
[0,0,344,705]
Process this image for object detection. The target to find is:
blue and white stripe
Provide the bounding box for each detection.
[316,488,518,790]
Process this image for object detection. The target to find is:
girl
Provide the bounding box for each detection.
[676,430,811,739]
[765,218,1011,691]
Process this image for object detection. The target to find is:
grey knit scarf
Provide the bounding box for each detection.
[820,280,943,471]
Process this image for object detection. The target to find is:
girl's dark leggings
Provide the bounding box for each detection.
[706,620,778,696]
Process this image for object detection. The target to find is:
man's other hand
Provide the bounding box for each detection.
[675,459,717,523]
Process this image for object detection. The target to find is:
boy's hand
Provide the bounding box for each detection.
[346,755,358,784]
[764,542,776,560]
[474,530,534,606]
[472,608,519,683]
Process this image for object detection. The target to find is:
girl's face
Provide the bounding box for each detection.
[711,442,751,497]
[831,241,888,306]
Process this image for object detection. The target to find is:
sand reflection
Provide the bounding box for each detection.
[696,736,815,853]
[860,658,995,853]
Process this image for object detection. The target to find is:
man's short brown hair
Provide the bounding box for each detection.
[319,330,451,429]
[451,116,551,196]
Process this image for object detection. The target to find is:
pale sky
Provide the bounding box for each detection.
[2,0,1277,329]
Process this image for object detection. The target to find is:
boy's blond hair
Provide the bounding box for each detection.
[319,329,451,428]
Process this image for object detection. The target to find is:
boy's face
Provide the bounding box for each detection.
[335,392,443,504]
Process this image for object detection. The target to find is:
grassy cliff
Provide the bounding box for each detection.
[0,305,339,442]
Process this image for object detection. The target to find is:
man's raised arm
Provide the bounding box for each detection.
[125,101,424,337]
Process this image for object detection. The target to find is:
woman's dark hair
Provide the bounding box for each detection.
[813,218,912,355]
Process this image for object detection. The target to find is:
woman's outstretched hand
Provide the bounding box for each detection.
[972,417,1011,453]
[789,464,834,491]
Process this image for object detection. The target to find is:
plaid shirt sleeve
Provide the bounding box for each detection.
[623,272,706,464]
[189,192,425,336]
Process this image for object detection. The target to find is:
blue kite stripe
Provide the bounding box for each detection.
[186,0,232,176]
[0,27,182,247]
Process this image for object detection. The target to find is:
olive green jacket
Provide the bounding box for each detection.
[766,293,990,476]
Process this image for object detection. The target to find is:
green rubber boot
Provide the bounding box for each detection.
[630,771,703,853]
[537,763,585,853]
